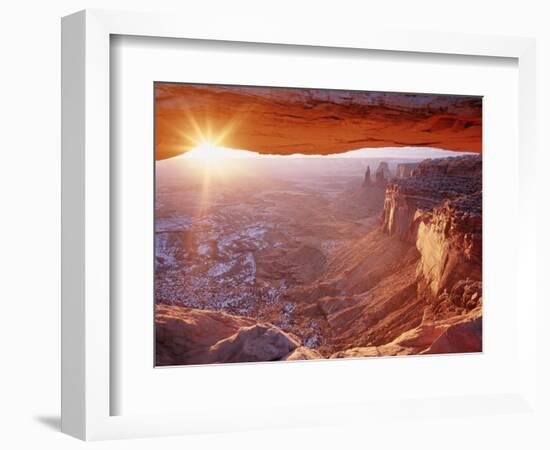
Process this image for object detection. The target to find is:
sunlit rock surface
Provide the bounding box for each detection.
[374,155,483,355]
[155,84,482,159]
[156,305,314,365]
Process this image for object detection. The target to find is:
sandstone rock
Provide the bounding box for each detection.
[438,279,482,312]
[374,161,391,187]
[424,312,482,354]
[383,155,482,219]
[156,305,302,365]
[396,162,420,178]
[283,346,323,361]
[189,323,300,365]
[287,156,483,359]
[330,346,382,358]
[380,183,418,241]
[381,155,482,296]
[363,166,372,186]
[329,307,481,357]
[330,343,413,358]
[156,85,482,159]
[350,154,484,356]
[155,305,256,366]
[317,296,356,316]
[415,200,482,296]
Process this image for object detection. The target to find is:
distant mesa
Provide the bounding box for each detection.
[364,161,392,187]
[363,166,372,186]
[381,155,482,241]
[396,162,420,178]
[375,162,391,187]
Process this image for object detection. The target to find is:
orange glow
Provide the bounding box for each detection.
[155,83,482,161]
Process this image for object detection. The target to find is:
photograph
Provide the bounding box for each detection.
[154,83,483,366]
[0,1,542,446]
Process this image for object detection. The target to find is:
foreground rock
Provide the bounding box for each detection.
[155,305,254,365]
[283,346,323,361]
[424,308,482,354]
[330,311,482,358]
[156,305,320,365]
[191,323,300,364]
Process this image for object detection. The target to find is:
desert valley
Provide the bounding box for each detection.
[155,149,482,365]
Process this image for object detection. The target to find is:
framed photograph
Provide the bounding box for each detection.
[62,9,538,441]
[153,82,483,367]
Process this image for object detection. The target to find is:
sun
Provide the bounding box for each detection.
[182,141,231,165]
[179,141,258,170]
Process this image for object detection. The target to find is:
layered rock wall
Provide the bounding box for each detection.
[415,199,482,296]
[381,155,482,305]
[396,162,420,178]
[331,157,483,357]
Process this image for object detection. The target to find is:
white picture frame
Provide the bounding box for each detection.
[61,9,539,441]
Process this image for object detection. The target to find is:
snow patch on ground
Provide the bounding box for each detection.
[197,243,210,256]
[208,260,235,277]
[155,233,180,268]
[156,213,192,232]
[155,208,286,316]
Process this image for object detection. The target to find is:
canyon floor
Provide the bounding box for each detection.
[155,154,482,366]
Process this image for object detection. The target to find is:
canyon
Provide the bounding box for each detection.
[155,152,482,365]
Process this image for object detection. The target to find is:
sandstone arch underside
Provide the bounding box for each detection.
[155,83,482,160]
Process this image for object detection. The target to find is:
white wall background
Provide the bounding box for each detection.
[0,1,547,449]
